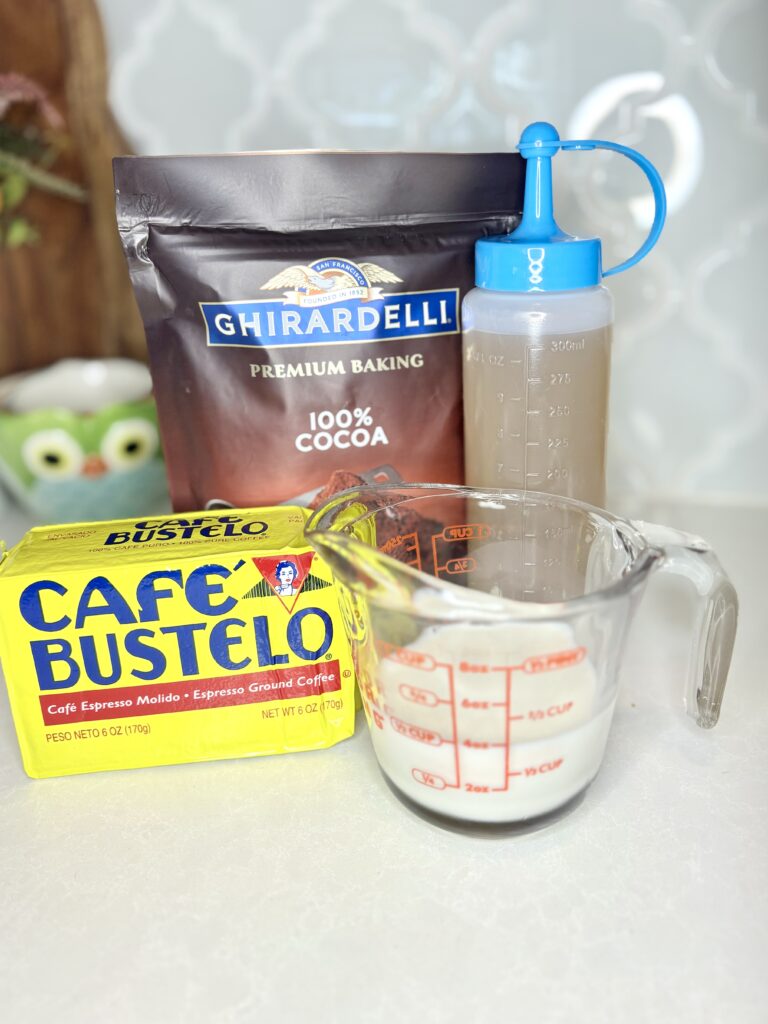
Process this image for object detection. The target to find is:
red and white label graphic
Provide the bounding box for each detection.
[39,660,341,725]
[252,550,316,611]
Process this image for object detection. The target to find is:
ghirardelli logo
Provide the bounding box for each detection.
[260,258,401,308]
[199,256,458,350]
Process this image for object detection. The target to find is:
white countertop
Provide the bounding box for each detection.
[0,498,766,1023]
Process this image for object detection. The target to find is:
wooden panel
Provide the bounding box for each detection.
[0,0,146,376]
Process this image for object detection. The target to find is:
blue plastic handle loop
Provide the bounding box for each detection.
[557,139,667,277]
[480,122,668,292]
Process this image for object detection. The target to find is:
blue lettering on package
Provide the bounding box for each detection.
[200,289,459,349]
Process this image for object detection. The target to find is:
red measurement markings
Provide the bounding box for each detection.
[412,769,448,790]
[359,678,377,705]
[378,531,422,571]
[506,649,586,742]
[510,758,564,778]
[378,638,438,671]
[378,641,437,672]
[445,557,477,575]
[528,702,574,720]
[440,523,493,542]
[447,663,461,788]
[399,684,447,707]
[431,522,491,579]
[390,716,445,746]
[522,647,585,674]
[493,666,514,792]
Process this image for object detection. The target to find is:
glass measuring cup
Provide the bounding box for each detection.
[306,484,737,833]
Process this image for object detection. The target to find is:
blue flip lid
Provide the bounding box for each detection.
[476,121,667,292]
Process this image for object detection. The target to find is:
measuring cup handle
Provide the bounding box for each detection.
[631,521,738,729]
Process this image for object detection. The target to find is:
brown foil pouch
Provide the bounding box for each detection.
[114,152,523,509]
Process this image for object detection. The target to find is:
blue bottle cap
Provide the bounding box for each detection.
[475,121,667,292]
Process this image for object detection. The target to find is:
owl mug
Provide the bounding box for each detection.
[0,359,169,524]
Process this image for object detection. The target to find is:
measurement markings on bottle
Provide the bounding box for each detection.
[550,337,585,352]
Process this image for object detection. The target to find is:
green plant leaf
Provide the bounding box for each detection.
[5,216,39,247]
[2,172,28,208]
[0,151,86,202]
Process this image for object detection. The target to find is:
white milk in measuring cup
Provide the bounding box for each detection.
[307,484,738,833]
[373,619,613,824]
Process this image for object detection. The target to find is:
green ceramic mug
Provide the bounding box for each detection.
[0,359,169,523]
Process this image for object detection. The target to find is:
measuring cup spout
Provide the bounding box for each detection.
[305,490,424,612]
[306,528,400,602]
[307,502,509,619]
[306,485,581,621]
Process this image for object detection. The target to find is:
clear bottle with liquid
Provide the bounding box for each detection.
[463,121,666,507]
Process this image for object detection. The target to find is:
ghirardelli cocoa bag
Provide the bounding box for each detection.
[114,152,523,509]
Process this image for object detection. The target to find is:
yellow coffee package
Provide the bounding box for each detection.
[0,507,355,777]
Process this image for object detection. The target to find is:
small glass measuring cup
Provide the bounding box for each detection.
[306,484,737,833]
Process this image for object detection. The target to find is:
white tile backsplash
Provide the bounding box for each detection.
[98,0,768,501]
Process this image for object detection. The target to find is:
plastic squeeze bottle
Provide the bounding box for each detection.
[463,121,666,506]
